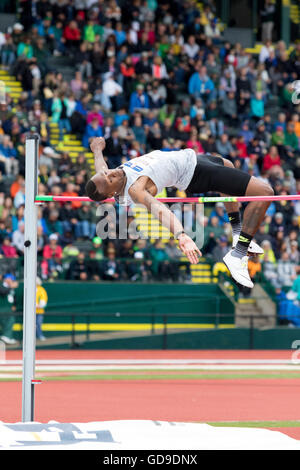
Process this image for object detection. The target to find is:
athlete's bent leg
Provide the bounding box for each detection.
[215,158,262,254]
[241,176,274,236]
[223,176,273,288]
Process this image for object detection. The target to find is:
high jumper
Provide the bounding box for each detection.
[85,137,274,288]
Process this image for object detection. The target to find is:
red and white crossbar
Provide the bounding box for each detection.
[35,194,300,204]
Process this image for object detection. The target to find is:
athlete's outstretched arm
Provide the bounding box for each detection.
[129,185,201,264]
[90,137,108,173]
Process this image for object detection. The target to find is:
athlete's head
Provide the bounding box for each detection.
[85,168,125,201]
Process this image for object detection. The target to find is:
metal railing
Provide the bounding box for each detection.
[0,310,284,350]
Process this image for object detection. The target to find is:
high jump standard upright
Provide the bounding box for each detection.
[22,133,39,421]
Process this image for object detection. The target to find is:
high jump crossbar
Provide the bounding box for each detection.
[36,194,300,204]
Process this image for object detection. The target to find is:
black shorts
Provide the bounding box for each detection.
[186,154,251,196]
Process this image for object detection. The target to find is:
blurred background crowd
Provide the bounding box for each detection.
[0,0,300,297]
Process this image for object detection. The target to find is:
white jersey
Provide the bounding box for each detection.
[116,149,197,206]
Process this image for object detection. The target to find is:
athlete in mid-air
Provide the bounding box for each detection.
[85,137,274,288]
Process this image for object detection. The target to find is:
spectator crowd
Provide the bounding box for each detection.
[0,0,300,295]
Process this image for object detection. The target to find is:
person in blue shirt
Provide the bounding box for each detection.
[250,92,265,119]
[0,135,18,175]
[129,84,150,114]
[83,118,103,148]
[114,22,126,46]
[114,108,129,127]
[239,121,254,145]
[188,65,216,104]
[209,202,229,226]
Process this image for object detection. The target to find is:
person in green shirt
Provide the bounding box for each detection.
[0,274,19,345]
[284,123,299,151]
[271,126,285,147]
[158,34,171,59]
[92,237,104,260]
[62,243,80,259]
[53,20,66,55]
[83,20,103,44]
[149,240,171,281]
[17,36,33,59]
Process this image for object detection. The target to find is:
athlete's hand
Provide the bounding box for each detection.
[178,233,201,264]
[90,137,106,153]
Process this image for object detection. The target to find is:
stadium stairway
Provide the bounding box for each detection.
[221,281,277,328]
[0,68,23,103]
[291,1,300,26]
[49,122,95,172]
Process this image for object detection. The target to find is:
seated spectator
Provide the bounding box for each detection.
[236,135,249,159]
[13,182,25,209]
[100,247,122,281]
[149,240,172,281]
[16,35,33,59]
[86,250,102,281]
[188,65,216,104]
[76,203,97,239]
[277,251,297,288]
[183,35,200,60]
[288,240,300,265]
[12,221,24,256]
[148,80,166,110]
[284,122,299,154]
[132,115,146,147]
[105,128,123,168]
[120,55,136,96]
[250,91,265,120]
[262,145,281,173]
[205,101,224,137]
[1,35,16,67]
[261,239,277,264]
[62,183,81,210]
[269,212,286,238]
[66,252,90,281]
[271,125,285,153]
[58,201,78,236]
[147,122,163,150]
[248,254,262,282]
[221,91,238,125]
[209,203,229,226]
[62,238,80,258]
[63,20,81,54]
[83,18,103,46]
[1,237,18,258]
[83,117,103,149]
[0,135,18,175]
[186,130,204,154]
[42,233,63,279]
[135,51,152,77]
[211,235,230,263]
[219,68,236,101]
[152,55,169,80]
[102,73,124,112]
[216,133,236,159]
[165,237,191,281]
[129,84,150,114]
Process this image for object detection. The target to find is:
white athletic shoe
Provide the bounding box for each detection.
[232,234,264,255]
[223,250,254,288]
[0,336,17,345]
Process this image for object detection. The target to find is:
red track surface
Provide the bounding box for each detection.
[3,349,297,360]
[1,350,300,441]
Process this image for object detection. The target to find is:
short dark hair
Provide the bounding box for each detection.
[85,180,106,201]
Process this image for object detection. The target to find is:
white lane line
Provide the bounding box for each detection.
[1,365,300,372]
[0,359,297,366]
